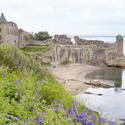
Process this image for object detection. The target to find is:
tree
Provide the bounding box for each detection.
[34,31,52,41]
[24,33,35,41]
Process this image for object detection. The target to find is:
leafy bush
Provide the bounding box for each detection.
[34,32,52,41]
[24,33,35,41]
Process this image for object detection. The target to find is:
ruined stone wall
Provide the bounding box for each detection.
[39,35,123,65]
[3,22,19,46]
[49,44,99,64]
[0,13,25,48]
[0,23,6,44]
[18,29,25,48]
[74,36,104,46]
[54,34,73,45]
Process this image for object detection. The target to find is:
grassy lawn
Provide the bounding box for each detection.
[20,45,49,54]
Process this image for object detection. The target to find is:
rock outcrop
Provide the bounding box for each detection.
[107,56,125,68]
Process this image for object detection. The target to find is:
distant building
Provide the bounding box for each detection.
[0,13,25,48]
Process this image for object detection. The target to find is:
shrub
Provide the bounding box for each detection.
[62,59,71,65]
[34,32,52,41]
[24,33,35,41]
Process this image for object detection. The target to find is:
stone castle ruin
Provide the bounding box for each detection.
[0,13,25,48]
[54,35,73,45]
[0,13,123,66]
[39,34,123,66]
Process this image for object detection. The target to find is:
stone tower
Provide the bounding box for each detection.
[0,13,7,23]
[115,35,123,57]
[74,36,79,45]
[0,13,25,48]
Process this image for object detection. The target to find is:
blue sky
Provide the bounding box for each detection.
[1,0,125,35]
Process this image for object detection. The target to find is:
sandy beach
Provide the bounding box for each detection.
[50,64,100,94]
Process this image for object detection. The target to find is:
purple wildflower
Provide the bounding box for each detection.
[18,80,20,83]
[37,90,40,95]
[98,116,102,122]
[43,112,46,115]
[29,117,32,120]
[25,106,27,109]
[86,107,90,112]
[38,80,42,84]
[41,117,45,120]
[23,120,26,123]
[6,116,10,120]
[35,117,39,123]
[29,109,32,112]
[1,72,5,75]
[17,91,20,96]
[53,100,56,103]
[15,117,19,121]
[102,118,106,123]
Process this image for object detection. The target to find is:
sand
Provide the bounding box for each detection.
[50,63,100,94]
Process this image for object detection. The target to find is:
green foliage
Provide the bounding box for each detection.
[41,62,51,66]
[0,43,38,71]
[0,65,74,124]
[24,33,35,41]
[116,34,123,41]
[34,31,52,41]
[62,59,71,65]
[21,46,48,53]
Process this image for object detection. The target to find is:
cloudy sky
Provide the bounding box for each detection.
[1,0,125,35]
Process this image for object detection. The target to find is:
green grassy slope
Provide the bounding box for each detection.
[0,44,116,125]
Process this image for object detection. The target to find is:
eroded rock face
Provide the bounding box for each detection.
[54,34,73,45]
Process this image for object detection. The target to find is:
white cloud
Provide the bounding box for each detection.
[0,0,125,35]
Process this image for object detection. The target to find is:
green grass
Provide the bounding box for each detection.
[20,45,50,55]
[0,43,38,71]
[41,62,51,66]
[0,66,74,124]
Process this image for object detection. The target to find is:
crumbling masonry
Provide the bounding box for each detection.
[38,34,123,65]
[0,13,25,48]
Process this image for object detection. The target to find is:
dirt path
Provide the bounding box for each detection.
[50,64,100,94]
